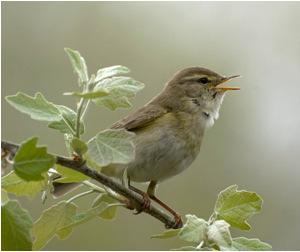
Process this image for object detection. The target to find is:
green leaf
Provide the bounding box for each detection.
[172,246,214,251]
[231,237,272,251]
[55,164,88,183]
[207,220,232,250]
[172,246,199,251]
[214,185,263,230]
[48,105,84,135]
[99,203,120,220]
[64,134,73,156]
[2,171,47,198]
[58,202,109,232]
[14,137,55,181]
[92,193,119,220]
[87,129,135,167]
[95,65,130,83]
[64,48,89,83]
[70,138,88,155]
[198,248,214,251]
[5,92,61,121]
[63,90,109,99]
[151,229,181,239]
[179,214,208,243]
[5,92,83,135]
[93,77,144,110]
[1,190,9,204]
[2,200,33,251]
[32,201,77,250]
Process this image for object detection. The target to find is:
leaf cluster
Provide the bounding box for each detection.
[152,185,271,251]
[1,48,271,251]
[2,48,144,250]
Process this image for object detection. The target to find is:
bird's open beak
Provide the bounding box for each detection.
[214,75,241,91]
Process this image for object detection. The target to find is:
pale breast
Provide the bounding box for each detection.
[127,112,205,182]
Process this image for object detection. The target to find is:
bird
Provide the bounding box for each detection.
[53,66,240,228]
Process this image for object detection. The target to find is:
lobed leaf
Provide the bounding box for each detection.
[95,65,130,83]
[55,164,89,183]
[5,92,83,135]
[1,190,9,204]
[32,201,77,250]
[151,229,181,239]
[5,92,61,121]
[64,134,74,156]
[2,171,47,198]
[91,193,119,220]
[48,105,84,135]
[64,48,89,83]
[179,215,208,243]
[87,129,135,167]
[172,246,199,251]
[14,137,55,181]
[2,200,33,251]
[214,185,262,230]
[207,220,232,250]
[93,76,144,110]
[230,237,272,251]
[58,202,109,232]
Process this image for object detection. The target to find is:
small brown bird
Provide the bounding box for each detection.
[54,67,240,228]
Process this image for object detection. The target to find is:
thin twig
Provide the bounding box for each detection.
[1,140,180,229]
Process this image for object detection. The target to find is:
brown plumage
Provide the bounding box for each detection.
[53,66,240,228]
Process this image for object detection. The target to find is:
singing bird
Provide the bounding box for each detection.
[53,67,240,228]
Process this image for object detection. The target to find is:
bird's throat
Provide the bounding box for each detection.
[199,93,225,128]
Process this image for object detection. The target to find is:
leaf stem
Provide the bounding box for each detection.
[83,180,106,193]
[61,116,77,136]
[75,98,85,138]
[208,213,217,224]
[197,241,204,249]
[80,100,90,120]
[75,78,93,138]
[104,186,129,203]
[83,180,128,204]
[66,189,95,203]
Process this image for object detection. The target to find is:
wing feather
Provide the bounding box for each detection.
[110,104,168,131]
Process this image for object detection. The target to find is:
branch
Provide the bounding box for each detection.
[1,140,180,229]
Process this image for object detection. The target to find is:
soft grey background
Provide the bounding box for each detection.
[2,2,300,250]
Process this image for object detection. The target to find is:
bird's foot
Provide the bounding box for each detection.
[123,198,135,210]
[133,192,151,215]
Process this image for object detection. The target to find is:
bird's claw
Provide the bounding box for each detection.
[133,193,151,215]
[124,199,135,210]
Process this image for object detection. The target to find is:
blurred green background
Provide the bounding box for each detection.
[2,2,300,250]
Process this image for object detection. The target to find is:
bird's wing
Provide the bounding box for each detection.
[110,104,168,131]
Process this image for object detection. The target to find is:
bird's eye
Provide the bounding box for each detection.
[197,77,209,84]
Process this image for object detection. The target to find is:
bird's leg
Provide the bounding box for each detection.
[128,177,151,214]
[147,181,183,229]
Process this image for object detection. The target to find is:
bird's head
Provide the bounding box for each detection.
[164,67,240,126]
